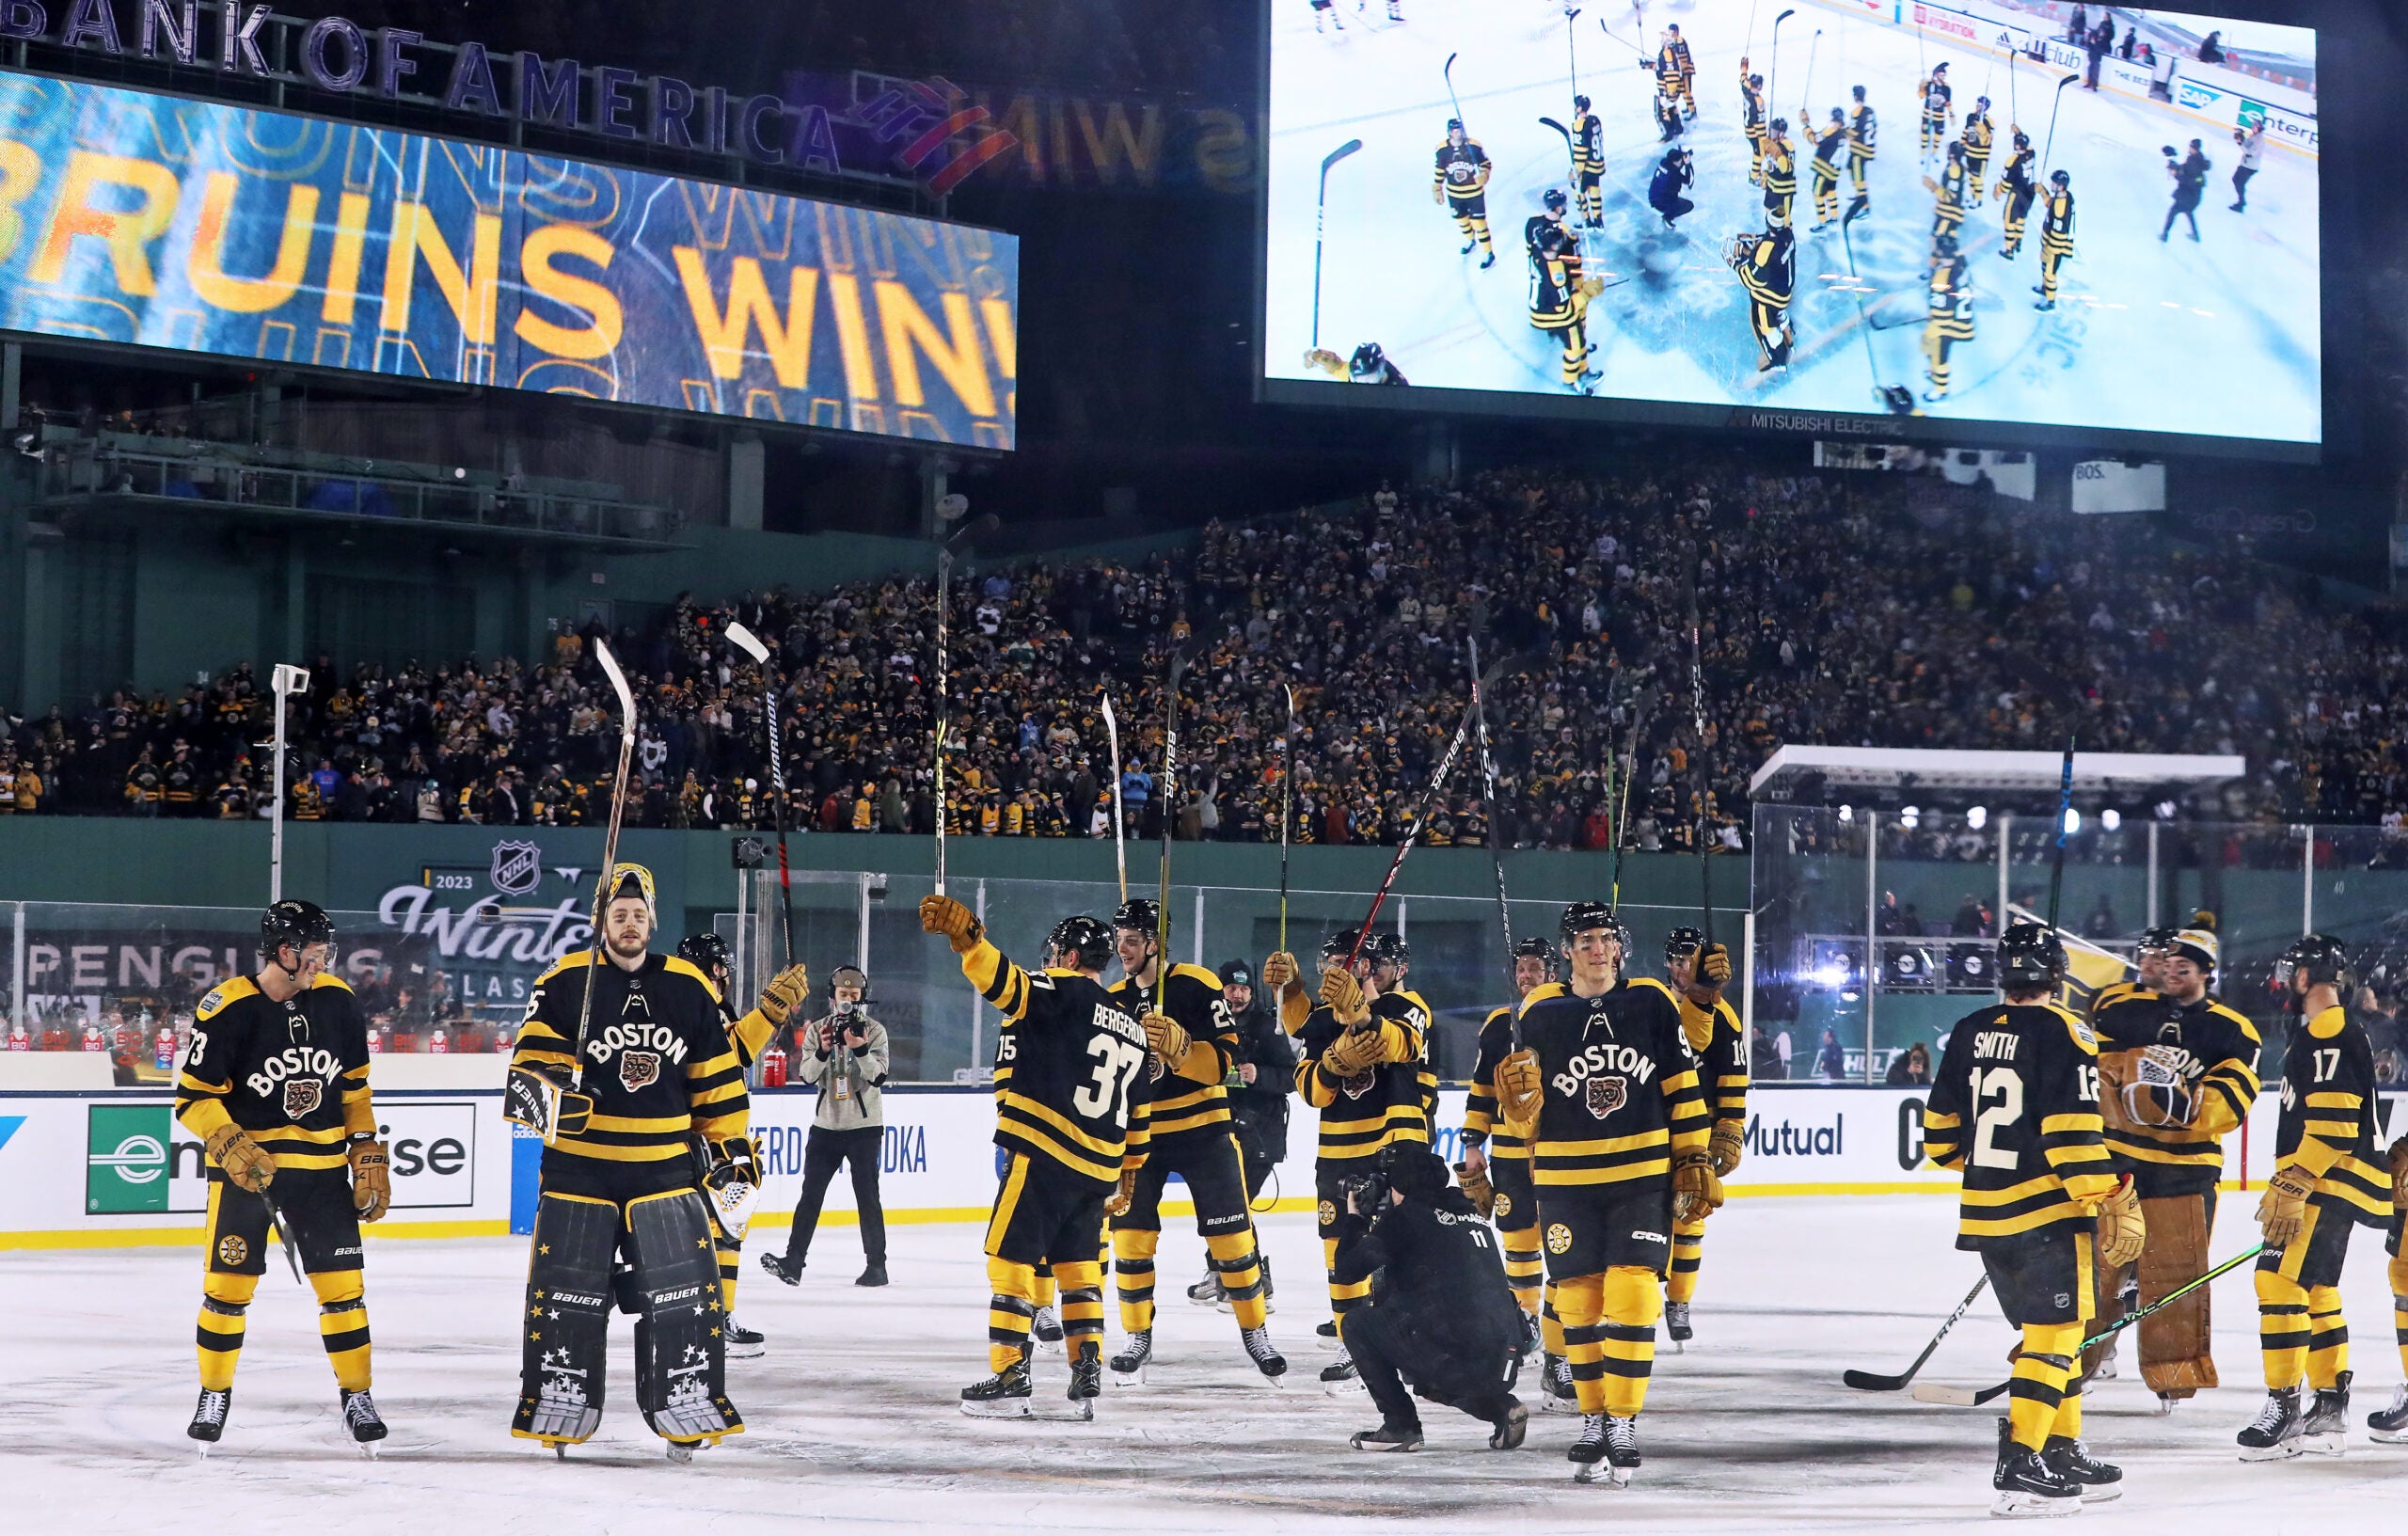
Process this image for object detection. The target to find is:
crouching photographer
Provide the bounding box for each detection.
[1332,1145,1529,1453]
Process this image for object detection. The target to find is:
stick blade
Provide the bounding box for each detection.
[1323,137,1364,172]
[594,641,638,742]
[723,621,770,665]
[1841,1370,1909,1392]
[1909,1382,1991,1407]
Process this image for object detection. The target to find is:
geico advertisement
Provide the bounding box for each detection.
[0,73,1020,447]
[82,1098,477,1215]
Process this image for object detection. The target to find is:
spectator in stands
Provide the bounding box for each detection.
[1816,1028,1847,1081]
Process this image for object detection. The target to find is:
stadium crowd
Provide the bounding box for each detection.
[4,464,2405,849]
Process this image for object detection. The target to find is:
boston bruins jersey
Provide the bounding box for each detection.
[511,952,749,1198]
[1526,218,1582,329]
[1920,74,1953,122]
[1926,255,1974,340]
[2273,1005,2391,1225]
[1464,1005,1529,1163]
[2087,978,2152,1022]
[1850,104,1878,156]
[1111,962,1237,1157]
[1515,976,1708,1192]
[1385,987,1440,1121]
[1923,1002,2115,1250]
[1434,138,1491,202]
[1676,992,1749,1129]
[1572,112,1605,175]
[176,973,372,1172]
[1810,119,1846,170]
[2091,990,2259,1193]
[1296,1000,1429,1163]
[966,939,1146,1188]
[2040,187,2076,250]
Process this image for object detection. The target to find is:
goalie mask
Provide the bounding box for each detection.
[599,863,657,922]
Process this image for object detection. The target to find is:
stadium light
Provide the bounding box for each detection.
[1966,805,1988,830]
[1837,804,1853,824]
[2100,808,2122,831]
[1900,805,1921,829]
[2063,808,2082,835]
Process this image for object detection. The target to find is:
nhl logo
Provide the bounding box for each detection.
[1585,1074,1628,1118]
[282,1077,323,1119]
[490,839,544,897]
[216,1235,248,1267]
[619,1051,661,1092]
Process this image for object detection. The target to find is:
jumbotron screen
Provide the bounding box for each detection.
[1260,2,2319,456]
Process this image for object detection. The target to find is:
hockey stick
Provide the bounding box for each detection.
[1102,694,1128,903]
[929,507,998,897]
[1687,556,1713,947]
[568,640,639,1095]
[2040,72,2079,177]
[724,622,793,965]
[1567,7,1581,97]
[1842,1273,1989,1391]
[1539,115,1574,158]
[1599,17,1646,62]
[1801,29,1820,121]
[1278,683,1296,955]
[1767,8,1796,128]
[2045,736,2076,934]
[1312,139,1363,350]
[1443,52,1466,134]
[260,1187,307,1285]
[1152,646,1193,1012]
[1466,637,1517,1043]
[1746,0,1758,56]
[1911,1246,2266,1406]
[1608,686,1650,917]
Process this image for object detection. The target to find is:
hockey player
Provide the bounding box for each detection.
[2092,927,2178,1021]
[1922,234,1975,402]
[1570,95,1607,228]
[1103,899,1285,1387]
[1666,24,1697,117]
[1527,189,1602,393]
[1310,0,1341,34]
[1923,923,2140,1516]
[1925,139,1971,251]
[1434,120,1497,267]
[1643,34,1687,141]
[2087,926,2258,1404]
[1846,85,1878,223]
[1918,60,1954,160]
[176,899,390,1452]
[506,864,750,1459]
[2239,934,2390,1459]
[1738,60,1767,184]
[1761,117,1798,231]
[1805,107,1846,230]
[1492,902,1718,1486]
[1961,96,1995,206]
[929,902,1141,1418]
[1732,226,1796,373]
[1460,937,1558,1356]
[1995,128,2038,258]
[1663,927,1744,1349]
[2378,1132,2408,1442]
[2035,169,2075,310]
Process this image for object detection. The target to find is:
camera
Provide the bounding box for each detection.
[1340,1158,1395,1215]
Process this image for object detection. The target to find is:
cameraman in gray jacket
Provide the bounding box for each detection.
[759,965,891,1287]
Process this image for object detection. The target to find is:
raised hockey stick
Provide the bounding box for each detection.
[567,640,639,1094]
[1608,684,1650,917]
[1312,139,1363,350]
[2040,72,2079,176]
[1746,0,1758,56]
[1767,8,1796,124]
[1102,694,1128,903]
[1567,7,1582,96]
[1911,1246,2266,1406]
[1687,556,1714,946]
[1801,29,1820,118]
[1842,1273,1988,1391]
[1152,646,1193,1012]
[2045,736,2076,933]
[1599,17,1646,62]
[1443,52,1466,134]
[724,621,793,964]
[1278,683,1296,954]
[929,505,998,896]
[1466,637,1518,1041]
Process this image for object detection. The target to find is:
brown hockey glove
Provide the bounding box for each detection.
[1698,942,1732,989]
[919,894,984,954]
[2258,1163,2316,1249]
[205,1124,276,1195]
[1709,1119,1745,1178]
[1324,1022,1386,1077]
[756,964,809,1025]
[1142,1011,1191,1064]
[1671,1148,1726,1224]
[1576,275,1607,299]
[348,1138,390,1223]
[2097,1177,2145,1268]
[1305,346,1348,377]
[1103,1162,1140,1219]
[1494,1050,1544,1129]
[1319,966,1370,1026]
[2389,1137,2408,1210]
[1260,950,1297,991]
[1456,1159,1496,1219]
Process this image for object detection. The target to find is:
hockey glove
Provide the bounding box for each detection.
[1699,942,1732,989]
[347,1138,390,1223]
[2258,1163,2317,1249]
[2388,1136,2408,1210]
[701,1136,763,1240]
[205,1124,277,1195]
[1142,1011,1192,1065]
[919,894,984,954]
[1709,1119,1745,1178]
[756,964,810,1025]
[1324,1022,1386,1078]
[1494,1050,1544,1130]
[1456,1159,1496,1219]
[2098,1176,2146,1268]
[1259,951,1297,991]
[1104,1161,1141,1219]
[1319,966,1370,1027]
[1671,1148,1725,1224]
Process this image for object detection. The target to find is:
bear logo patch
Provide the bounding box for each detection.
[1585,1074,1628,1118]
[1545,1223,1574,1256]
[1340,1069,1377,1100]
[281,1078,323,1119]
[216,1235,249,1267]
[619,1050,661,1092]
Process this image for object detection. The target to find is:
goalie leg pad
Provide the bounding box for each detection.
[2136,1193,2216,1396]
[626,1188,743,1444]
[513,1192,618,1444]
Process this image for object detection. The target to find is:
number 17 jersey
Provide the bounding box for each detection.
[963,937,1148,1190]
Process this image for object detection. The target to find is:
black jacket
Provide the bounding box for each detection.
[1332,1187,1524,1352]
[1228,1001,1295,1147]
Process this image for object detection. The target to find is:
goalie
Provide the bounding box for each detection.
[2091,926,2262,1409]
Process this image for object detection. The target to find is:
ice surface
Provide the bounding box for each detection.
[8,1196,2404,1533]
[1265,0,2321,444]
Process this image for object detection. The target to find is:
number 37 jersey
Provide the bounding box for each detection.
[965,938,1147,1189]
[1924,1002,2118,1251]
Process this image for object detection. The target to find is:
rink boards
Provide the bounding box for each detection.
[3,1082,2391,1249]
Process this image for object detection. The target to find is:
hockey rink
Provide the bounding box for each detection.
[1264,0,2321,445]
[8,1195,2402,1533]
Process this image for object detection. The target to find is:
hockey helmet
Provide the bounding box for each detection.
[676,932,732,977]
[1366,932,1410,970]
[2273,934,2356,998]
[1544,187,1570,214]
[1513,936,1556,964]
[1853,84,1868,101]
[1933,232,1960,259]
[1447,118,1465,135]
[1560,900,1617,946]
[1112,897,1162,936]
[1976,94,1991,109]
[1664,926,1706,963]
[2013,129,2032,149]
[259,898,336,962]
[1574,93,1592,113]
[1320,930,1362,973]
[1749,72,1765,87]
[2134,926,2178,956]
[1932,60,1948,72]
[1996,921,2066,991]
[1350,341,1387,375]
[1046,915,1114,973]
[1772,116,1789,134]
[2050,168,2069,185]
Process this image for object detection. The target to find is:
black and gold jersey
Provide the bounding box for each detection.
[1111,962,1237,1156]
[1996,145,2037,208]
[1463,1005,1529,1161]
[1675,991,1749,1128]
[2091,990,2259,1192]
[1739,66,1766,132]
[1763,135,1798,197]
[1926,255,1974,340]
[1572,111,1605,175]
[1810,119,1846,171]
[967,940,1146,1188]
[1296,1000,1430,1163]
[1933,158,1969,212]
[1924,1002,2116,1250]
[1526,217,1582,328]
[1850,104,1878,155]
[1434,138,1492,201]
[1920,73,1953,122]
[1735,231,1795,309]
[510,952,749,1197]
[176,973,372,1172]
[2087,978,2153,1022]
[1962,112,1993,157]
[2040,187,2077,250]
[2273,1005,2390,1224]
[1515,976,1708,1191]
[1384,986,1440,1121]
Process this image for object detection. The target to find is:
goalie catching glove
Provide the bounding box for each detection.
[205,1124,277,1195]
[756,963,809,1024]
[1319,966,1370,1026]
[2258,1163,2317,1248]
[1494,1049,1544,1129]
[347,1138,390,1222]
[920,895,984,954]
[1671,1148,1725,1223]
[699,1135,763,1240]
[2095,1176,2146,1267]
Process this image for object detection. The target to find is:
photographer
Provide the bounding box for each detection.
[758,966,890,1288]
[2161,139,2210,243]
[1187,960,1296,1306]
[1331,1146,1529,1453]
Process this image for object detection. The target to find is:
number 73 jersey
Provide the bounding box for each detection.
[1924,1002,2119,1251]
[964,937,1149,1189]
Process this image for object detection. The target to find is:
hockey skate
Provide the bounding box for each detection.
[2368,1381,2408,1442]
[1110,1329,1152,1386]
[725,1318,765,1359]
[2237,1386,2305,1460]
[1519,1310,1544,1360]
[961,1358,1035,1418]
[1569,1414,1635,1486]
[1186,1271,1225,1307]
[187,1386,231,1452]
[1665,1300,1692,1350]
[1350,1421,1422,1451]
[1991,1441,2082,1518]
[1031,1304,1065,1351]
[2046,1436,2123,1501]
[1321,1344,1363,1395]
[758,1252,802,1286]
[2299,1371,2351,1455]
[1541,1352,1580,1414]
[1480,251,1497,270]
[1243,1324,1289,1386]
[1315,1320,1343,1352]
[341,1388,388,1457]
[1065,1343,1103,1421]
